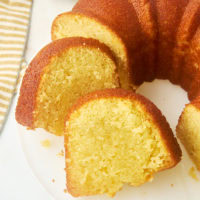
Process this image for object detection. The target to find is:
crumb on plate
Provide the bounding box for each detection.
[189,167,199,181]
[57,149,64,157]
[40,139,51,148]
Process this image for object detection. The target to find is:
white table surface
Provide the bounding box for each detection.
[0,0,77,199]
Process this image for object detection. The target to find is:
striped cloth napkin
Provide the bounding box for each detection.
[0,0,32,132]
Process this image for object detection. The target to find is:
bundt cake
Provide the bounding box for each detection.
[65,89,181,197]
[16,37,119,136]
[16,0,200,175]
[52,0,157,86]
[52,0,200,170]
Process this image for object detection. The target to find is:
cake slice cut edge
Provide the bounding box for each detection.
[64,88,182,197]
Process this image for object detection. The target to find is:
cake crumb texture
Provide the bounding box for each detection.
[16,37,119,136]
[52,12,131,89]
[65,89,181,197]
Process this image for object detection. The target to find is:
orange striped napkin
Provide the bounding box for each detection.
[0,0,32,132]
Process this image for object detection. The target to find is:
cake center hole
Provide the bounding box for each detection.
[137,80,189,132]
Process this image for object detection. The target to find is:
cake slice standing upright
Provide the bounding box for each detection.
[65,89,182,197]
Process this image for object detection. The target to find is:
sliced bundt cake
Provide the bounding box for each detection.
[16,37,119,136]
[16,0,200,173]
[65,89,182,197]
[177,99,200,170]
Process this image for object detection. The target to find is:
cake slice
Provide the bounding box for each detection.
[177,99,200,170]
[51,12,132,89]
[73,0,157,84]
[171,0,200,84]
[65,89,182,197]
[15,37,119,136]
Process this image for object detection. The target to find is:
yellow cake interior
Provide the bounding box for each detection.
[52,13,130,89]
[177,105,200,170]
[34,47,119,135]
[65,98,172,196]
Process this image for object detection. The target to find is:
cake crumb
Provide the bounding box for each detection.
[170,184,174,187]
[189,167,199,181]
[64,189,67,193]
[52,179,55,183]
[40,139,51,148]
[57,149,64,157]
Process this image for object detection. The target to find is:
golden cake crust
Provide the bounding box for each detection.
[15,37,118,128]
[72,0,156,85]
[171,0,200,84]
[66,88,182,165]
[128,0,157,82]
[154,0,189,80]
[189,81,200,101]
[182,27,200,93]
[183,26,200,100]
